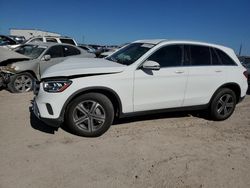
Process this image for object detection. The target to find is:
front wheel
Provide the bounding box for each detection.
[8,72,34,93]
[65,93,114,137]
[210,88,236,121]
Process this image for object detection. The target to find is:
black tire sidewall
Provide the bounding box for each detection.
[210,88,236,121]
[65,93,114,137]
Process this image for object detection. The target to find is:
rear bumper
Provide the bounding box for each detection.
[32,100,62,128]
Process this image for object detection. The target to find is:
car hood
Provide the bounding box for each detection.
[0,47,30,65]
[41,57,126,79]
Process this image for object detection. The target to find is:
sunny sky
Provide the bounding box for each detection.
[1,0,250,55]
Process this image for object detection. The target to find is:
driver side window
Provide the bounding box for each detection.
[148,45,183,67]
[45,46,64,58]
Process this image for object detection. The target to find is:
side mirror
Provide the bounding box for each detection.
[142,60,160,71]
[42,55,51,61]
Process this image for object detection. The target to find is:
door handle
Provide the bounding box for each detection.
[215,70,222,73]
[175,70,184,74]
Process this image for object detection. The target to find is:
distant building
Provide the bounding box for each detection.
[10,28,61,39]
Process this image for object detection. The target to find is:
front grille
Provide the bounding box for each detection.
[33,81,40,95]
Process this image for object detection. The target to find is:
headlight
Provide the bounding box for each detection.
[9,64,19,71]
[43,80,72,93]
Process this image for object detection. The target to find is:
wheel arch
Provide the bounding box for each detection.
[17,70,38,80]
[210,82,241,104]
[60,86,123,119]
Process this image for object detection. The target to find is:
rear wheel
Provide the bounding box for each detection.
[65,93,114,137]
[210,88,236,120]
[8,72,34,93]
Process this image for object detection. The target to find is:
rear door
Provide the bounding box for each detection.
[183,45,227,106]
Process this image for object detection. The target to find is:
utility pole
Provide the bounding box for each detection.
[239,43,242,56]
[82,35,85,44]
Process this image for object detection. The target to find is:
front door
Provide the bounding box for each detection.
[133,45,188,112]
[39,45,65,75]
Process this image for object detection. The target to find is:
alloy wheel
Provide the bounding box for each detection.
[14,75,33,92]
[72,100,106,132]
[216,94,234,116]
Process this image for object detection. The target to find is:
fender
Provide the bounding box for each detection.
[59,86,123,120]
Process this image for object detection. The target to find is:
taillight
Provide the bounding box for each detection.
[243,71,248,79]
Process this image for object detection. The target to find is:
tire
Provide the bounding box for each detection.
[7,72,34,93]
[210,88,236,121]
[65,93,114,137]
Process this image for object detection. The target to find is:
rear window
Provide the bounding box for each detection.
[210,48,221,65]
[30,38,43,43]
[46,38,57,43]
[60,38,76,45]
[215,49,236,66]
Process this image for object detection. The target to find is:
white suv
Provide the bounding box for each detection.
[26,36,77,46]
[33,39,248,137]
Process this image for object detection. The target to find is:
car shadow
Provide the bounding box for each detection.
[29,104,210,136]
[29,107,58,134]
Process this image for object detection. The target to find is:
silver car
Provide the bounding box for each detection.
[0,42,95,92]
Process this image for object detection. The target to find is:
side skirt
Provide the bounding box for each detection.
[119,104,209,118]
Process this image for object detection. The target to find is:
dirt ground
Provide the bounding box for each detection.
[0,90,250,188]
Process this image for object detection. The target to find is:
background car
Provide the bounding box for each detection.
[77,44,96,54]
[26,36,77,46]
[8,35,26,44]
[0,42,95,93]
[0,35,19,47]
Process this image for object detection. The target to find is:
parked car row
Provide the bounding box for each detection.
[1,33,249,137]
[0,42,95,92]
[0,33,119,93]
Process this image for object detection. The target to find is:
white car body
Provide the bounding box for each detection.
[33,39,248,134]
[26,36,77,46]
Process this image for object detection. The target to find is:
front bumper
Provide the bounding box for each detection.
[0,72,12,87]
[32,99,62,128]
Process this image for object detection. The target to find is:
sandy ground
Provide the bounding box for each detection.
[0,90,250,188]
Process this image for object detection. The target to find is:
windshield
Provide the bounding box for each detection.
[15,45,47,59]
[106,43,154,65]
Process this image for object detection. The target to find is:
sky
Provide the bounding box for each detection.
[0,0,250,55]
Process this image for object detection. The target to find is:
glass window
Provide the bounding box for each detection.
[106,43,154,65]
[190,45,211,66]
[15,44,46,59]
[79,46,88,50]
[60,38,76,45]
[45,46,64,58]
[63,45,80,56]
[30,38,43,43]
[46,38,57,43]
[215,49,236,66]
[0,36,16,45]
[148,45,183,67]
[211,48,221,65]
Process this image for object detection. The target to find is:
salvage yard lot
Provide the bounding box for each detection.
[0,90,250,188]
